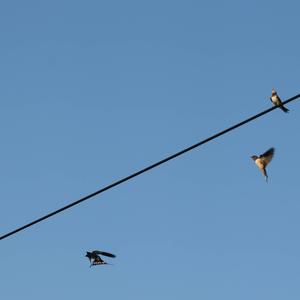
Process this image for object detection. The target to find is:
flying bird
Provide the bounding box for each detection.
[85,250,116,267]
[270,88,289,113]
[251,147,275,182]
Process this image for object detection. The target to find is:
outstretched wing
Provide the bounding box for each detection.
[93,250,116,258]
[259,148,275,166]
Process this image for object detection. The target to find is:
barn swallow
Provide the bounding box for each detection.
[85,250,116,267]
[270,89,289,113]
[251,147,275,182]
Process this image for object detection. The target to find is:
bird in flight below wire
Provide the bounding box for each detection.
[270,88,289,113]
[251,147,275,182]
[85,250,116,267]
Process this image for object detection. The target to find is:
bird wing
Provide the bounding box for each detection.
[93,250,116,258]
[276,95,283,103]
[259,148,275,166]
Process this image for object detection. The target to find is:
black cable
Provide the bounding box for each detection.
[1,93,299,241]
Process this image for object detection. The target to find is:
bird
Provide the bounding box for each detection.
[251,147,275,182]
[270,88,289,113]
[85,250,116,267]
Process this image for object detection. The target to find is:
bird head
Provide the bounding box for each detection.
[251,155,258,161]
[85,252,92,261]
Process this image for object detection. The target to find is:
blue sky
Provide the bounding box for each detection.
[0,1,300,299]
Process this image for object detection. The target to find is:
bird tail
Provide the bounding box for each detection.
[280,105,289,113]
[263,168,268,182]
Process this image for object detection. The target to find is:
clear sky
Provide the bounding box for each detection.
[0,1,300,299]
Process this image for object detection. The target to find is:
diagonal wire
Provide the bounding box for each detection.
[1,93,299,241]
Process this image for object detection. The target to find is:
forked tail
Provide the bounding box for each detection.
[280,105,289,113]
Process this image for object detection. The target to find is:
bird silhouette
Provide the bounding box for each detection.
[85,250,116,267]
[251,147,275,182]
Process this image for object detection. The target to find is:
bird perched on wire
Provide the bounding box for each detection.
[85,250,116,267]
[270,88,289,113]
[251,147,275,182]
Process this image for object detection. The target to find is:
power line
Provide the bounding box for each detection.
[1,93,300,241]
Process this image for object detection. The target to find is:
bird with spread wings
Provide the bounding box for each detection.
[85,250,116,267]
[251,147,275,182]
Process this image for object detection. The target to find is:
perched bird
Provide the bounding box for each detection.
[251,147,275,182]
[85,250,116,267]
[270,88,289,113]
